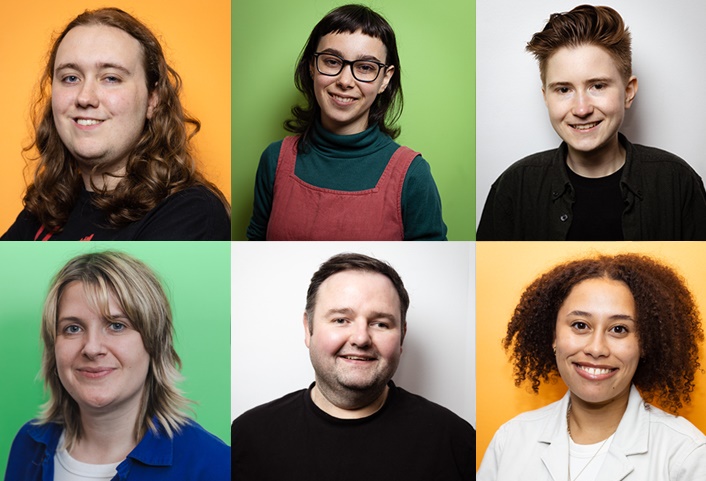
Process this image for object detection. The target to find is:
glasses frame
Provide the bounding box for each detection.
[313,52,389,83]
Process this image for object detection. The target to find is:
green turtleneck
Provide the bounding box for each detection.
[247,121,447,240]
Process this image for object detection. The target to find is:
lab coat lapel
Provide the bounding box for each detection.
[595,386,648,481]
[539,392,571,481]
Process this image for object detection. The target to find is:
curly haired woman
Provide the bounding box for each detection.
[477,253,706,480]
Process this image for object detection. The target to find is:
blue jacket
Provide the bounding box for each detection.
[4,419,230,480]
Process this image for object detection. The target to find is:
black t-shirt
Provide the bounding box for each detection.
[566,164,624,241]
[1,185,230,241]
[232,382,476,481]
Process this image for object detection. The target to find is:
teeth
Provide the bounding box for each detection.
[579,365,613,375]
[77,119,101,126]
[344,356,370,361]
[572,122,599,130]
[332,94,355,104]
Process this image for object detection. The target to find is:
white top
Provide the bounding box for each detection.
[569,434,613,481]
[477,385,706,481]
[54,432,119,481]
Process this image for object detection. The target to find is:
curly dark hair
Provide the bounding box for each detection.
[503,253,703,413]
[23,7,229,231]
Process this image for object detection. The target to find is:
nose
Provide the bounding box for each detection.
[336,64,356,89]
[584,331,609,358]
[81,328,107,359]
[76,78,99,108]
[572,90,594,118]
[349,319,372,348]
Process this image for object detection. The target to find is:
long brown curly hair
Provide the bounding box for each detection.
[23,7,229,231]
[503,253,703,413]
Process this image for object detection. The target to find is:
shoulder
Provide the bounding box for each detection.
[262,139,286,160]
[494,399,562,438]
[173,420,230,455]
[393,387,473,433]
[233,390,306,429]
[628,142,702,176]
[646,404,706,445]
[490,148,562,186]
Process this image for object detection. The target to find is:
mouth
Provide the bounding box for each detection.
[570,121,601,131]
[74,118,104,127]
[329,92,357,105]
[339,354,377,362]
[574,363,617,379]
[77,367,115,379]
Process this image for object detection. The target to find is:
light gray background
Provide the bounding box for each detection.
[476,0,706,227]
[231,242,475,427]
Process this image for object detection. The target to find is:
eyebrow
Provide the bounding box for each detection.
[546,77,614,90]
[318,48,384,63]
[324,307,398,323]
[55,62,132,75]
[565,310,636,322]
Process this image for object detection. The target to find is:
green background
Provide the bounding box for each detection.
[232,0,476,240]
[0,242,230,476]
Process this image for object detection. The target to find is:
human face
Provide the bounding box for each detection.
[55,282,150,415]
[542,45,637,159]
[52,25,158,190]
[305,270,404,400]
[312,30,395,136]
[553,277,640,407]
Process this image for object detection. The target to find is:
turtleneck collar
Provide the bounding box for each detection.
[310,118,393,159]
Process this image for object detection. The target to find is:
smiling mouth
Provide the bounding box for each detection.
[570,121,601,131]
[330,93,356,104]
[340,355,376,361]
[75,119,103,126]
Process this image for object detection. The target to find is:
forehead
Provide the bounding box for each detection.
[316,30,388,62]
[544,44,624,85]
[315,270,400,314]
[58,280,124,318]
[55,24,145,73]
[560,277,635,313]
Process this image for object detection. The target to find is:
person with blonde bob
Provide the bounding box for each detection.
[5,251,229,480]
[477,253,706,480]
[1,8,230,241]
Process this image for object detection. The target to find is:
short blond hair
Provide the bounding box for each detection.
[38,251,190,449]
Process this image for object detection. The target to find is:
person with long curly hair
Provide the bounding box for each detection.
[1,8,230,241]
[246,4,446,241]
[477,253,706,480]
[4,251,230,479]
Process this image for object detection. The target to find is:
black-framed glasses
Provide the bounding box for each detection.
[313,52,388,83]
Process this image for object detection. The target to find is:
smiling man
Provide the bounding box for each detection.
[477,5,706,240]
[231,253,474,481]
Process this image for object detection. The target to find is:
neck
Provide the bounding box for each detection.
[565,136,625,178]
[311,382,389,419]
[79,163,126,192]
[70,401,142,464]
[567,387,630,444]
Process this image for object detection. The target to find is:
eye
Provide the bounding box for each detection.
[63,324,82,335]
[61,75,80,84]
[355,62,377,73]
[108,321,127,332]
[555,86,570,94]
[103,75,121,83]
[610,325,629,335]
[592,83,606,90]
[322,56,342,68]
[571,321,589,331]
[332,318,348,325]
[371,321,390,329]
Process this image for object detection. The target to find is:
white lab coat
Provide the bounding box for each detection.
[477,385,706,481]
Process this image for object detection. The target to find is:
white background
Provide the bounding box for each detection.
[476,0,706,227]
[231,242,475,427]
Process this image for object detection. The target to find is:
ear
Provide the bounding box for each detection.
[303,312,311,348]
[542,85,548,107]
[146,88,159,119]
[378,65,395,94]
[624,76,638,109]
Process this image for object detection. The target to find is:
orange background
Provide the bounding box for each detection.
[0,0,230,233]
[476,242,706,470]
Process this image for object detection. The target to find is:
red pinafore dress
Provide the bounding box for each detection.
[266,136,419,240]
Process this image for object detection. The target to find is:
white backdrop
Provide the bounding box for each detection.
[476,0,706,227]
[231,242,475,427]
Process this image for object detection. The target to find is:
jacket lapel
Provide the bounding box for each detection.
[539,392,571,481]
